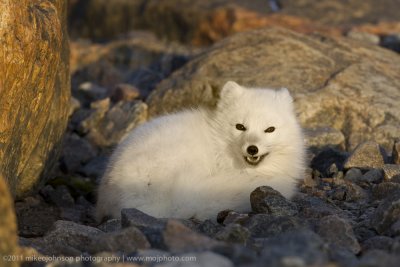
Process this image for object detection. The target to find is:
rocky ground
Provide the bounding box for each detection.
[12,1,400,266]
[14,31,400,266]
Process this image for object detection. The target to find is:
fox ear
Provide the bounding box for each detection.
[220,81,244,99]
[277,87,293,103]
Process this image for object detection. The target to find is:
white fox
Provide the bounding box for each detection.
[96,81,305,221]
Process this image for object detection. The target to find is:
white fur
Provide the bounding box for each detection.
[96,81,305,221]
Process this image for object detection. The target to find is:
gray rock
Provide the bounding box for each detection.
[121,208,166,230]
[360,169,383,183]
[162,220,220,253]
[121,208,167,249]
[382,164,400,181]
[370,191,400,236]
[211,244,258,266]
[260,229,328,266]
[98,219,122,233]
[294,194,345,219]
[156,251,233,267]
[197,219,224,237]
[393,140,400,165]
[60,133,97,173]
[315,215,361,254]
[372,182,400,200]
[41,185,75,208]
[15,196,59,238]
[214,224,250,244]
[344,141,386,170]
[244,214,305,238]
[250,186,298,216]
[327,245,359,267]
[305,127,345,150]
[344,168,363,183]
[358,249,400,267]
[362,236,395,252]
[89,226,150,254]
[79,155,109,181]
[24,220,103,255]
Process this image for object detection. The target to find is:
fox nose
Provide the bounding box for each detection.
[247,145,258,155]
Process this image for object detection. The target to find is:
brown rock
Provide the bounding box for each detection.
[0,174,18,267]
[147,27,400,150]
[0,0,70,197]
[382,164,400,181]
[344,141,386,170]
[111,84,140,102]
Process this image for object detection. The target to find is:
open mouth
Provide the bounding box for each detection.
[244,153,268,166]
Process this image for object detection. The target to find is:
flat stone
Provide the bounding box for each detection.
[315,215,361,254]
[382,164,400,181]
[344,141,386,170]
[250,186,298,216]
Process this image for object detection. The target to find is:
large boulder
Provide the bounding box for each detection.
[146,27,400,151]
[0,174,18,267]
[0,0,70,198]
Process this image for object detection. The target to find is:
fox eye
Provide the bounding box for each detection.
[264,126,275,133]
[236,124,246,131]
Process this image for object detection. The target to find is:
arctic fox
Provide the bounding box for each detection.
[96,81,305,221]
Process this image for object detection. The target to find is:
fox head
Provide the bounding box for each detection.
[213,81,304,169]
